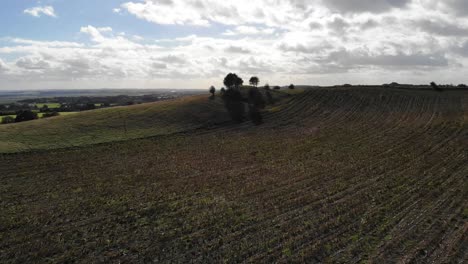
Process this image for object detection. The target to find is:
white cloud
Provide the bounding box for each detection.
[0,58,9,73]
[120,0,317,28]
[24,6,57,18]
[223,26,276,36]
[1,1,468,89]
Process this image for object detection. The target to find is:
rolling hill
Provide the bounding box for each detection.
[1,87,467,263]
[0,95,230,153]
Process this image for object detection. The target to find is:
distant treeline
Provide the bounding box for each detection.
[19,94,175,106]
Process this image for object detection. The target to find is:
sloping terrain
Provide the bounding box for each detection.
[0,95,230,153]
[1,87,467,263]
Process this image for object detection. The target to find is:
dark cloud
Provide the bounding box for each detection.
[322,49,449,68]
[327,17,350,34]
[454,41,468,57]
[415,19,468,36]
[16,57,50,70]
[158,55,187,64]
[324,0,411,13]
[152,62,167,69]
[279,42,332,54]
[225,45,251,54]
[444,0,468,16]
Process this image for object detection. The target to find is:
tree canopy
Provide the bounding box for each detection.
[249,76,260,87]
[224,73,244,89]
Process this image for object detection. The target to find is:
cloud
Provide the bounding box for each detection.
[225,46,251,54]
[454,41,468,57]
[323,49,449,68]
[0,59,9,73]
[120,0,315,28]
[223,26,276,36]
[323,0,411,14]
[24,6,57,18]
[2,0,468,88]
[122,0,210,26]
[415,19,468,36]
[16,56,51,70]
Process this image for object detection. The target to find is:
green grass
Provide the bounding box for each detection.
[35,103,61,109]
[0,115,16,121]
[0,96,230,153]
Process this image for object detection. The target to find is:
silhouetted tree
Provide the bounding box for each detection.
[209,86,216,99]
[248,87,265,125]
[249,76,260,87]
[15,110,38,123]
[273,86,281,90]
[1,116,15,124]
[224,73,244,90]
[457,84,466,88]
[248,87,266,110]
[431,82,442,92]
[289,84,295,90]
[220,87,226,95]
[222,88,245,123]
[264,84,270,90]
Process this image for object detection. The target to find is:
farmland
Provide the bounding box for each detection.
[1,87,467,263]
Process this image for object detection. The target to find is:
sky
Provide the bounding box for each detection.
[0,0,468,90]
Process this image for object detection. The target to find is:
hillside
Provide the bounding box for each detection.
[0,95,230,153]
[1,87,467,263]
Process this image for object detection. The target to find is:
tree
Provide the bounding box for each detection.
[248,87,266,125]
[224,73,243,89]
[273,86,281,90]
[209,86,216,98]
[40,105,50,113]
[248,87,266,110]
[431,82,442,92]
[264,84,270,90]
[15,110,38,123]
[222,88,245,123]
[289,84,295,90]
[249,76,260,87]
[222,73,246,122]
[220,87,226,95]
[1,116,15,124]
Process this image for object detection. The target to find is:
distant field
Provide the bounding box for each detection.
[35,103,61,109]
[1,87,467,263]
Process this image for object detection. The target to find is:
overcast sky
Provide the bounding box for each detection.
[0,0,467,89]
